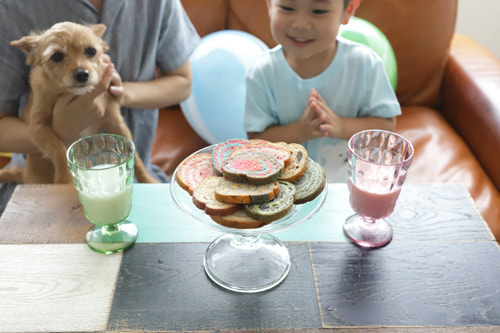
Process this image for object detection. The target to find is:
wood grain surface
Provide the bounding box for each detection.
[386,183,493,241]
[0,183,493,245]
[107,242,321,331]
[310,241,500,328]
[0,183,499,332]
[0,244,121,332]
[0,184,90,244]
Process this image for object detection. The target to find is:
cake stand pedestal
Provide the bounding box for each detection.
[171,145,327,293]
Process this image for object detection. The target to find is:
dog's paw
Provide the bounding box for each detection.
[137,173,159,184]
[143,176,159,184]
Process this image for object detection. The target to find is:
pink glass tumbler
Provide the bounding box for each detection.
[344,130,414,248]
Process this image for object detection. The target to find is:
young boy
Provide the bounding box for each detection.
[244,0,400,181]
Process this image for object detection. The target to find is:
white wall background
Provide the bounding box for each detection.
[455,0,500,59]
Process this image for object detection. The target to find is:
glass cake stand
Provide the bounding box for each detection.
[170,145,327,293]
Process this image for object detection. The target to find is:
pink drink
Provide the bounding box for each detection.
[348,180,401,219]
[344,130,413,248]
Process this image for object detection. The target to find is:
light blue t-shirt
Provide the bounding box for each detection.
[244,37,401,182]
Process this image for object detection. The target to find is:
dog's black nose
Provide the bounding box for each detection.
[74,69,89,83]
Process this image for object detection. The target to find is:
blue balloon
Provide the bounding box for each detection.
[181,30,269,144]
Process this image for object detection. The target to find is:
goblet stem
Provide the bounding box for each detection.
[343,214,393,248]
[204,233,290,293]
[361,217,376,225]
[233,234,262,248]
[86,220,138,254]
[103,223,119,234]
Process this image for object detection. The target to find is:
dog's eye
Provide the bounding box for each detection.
[85,47,97,58]
[50,52,64,63]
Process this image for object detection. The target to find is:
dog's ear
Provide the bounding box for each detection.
[10,35,41,65]
[90,24,107,38]
[89,24,110,52]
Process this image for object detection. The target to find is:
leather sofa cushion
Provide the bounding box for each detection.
[397,106,500,238]
[355,0,457,108]
[151,108,207,180]
[182,0,228,37]
[227,0,275,47]
[442,35,500,189]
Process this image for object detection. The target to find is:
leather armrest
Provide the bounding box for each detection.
[441,34,500,189]
[0,156,10,169]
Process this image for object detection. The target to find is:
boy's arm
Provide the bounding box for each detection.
[248,87,396,144]
[248,121,312,143]
[324,116,396,141]
[311,88,397,140]
[248,116,396,144]
[247,97,326,143]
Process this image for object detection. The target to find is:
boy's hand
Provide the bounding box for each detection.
[308,88,343,139]
[297,95,325,141]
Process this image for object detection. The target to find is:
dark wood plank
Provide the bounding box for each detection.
[0,184,89,244]
[388,183,493,241]
[311,241,500,328]
[107,242,321,331]
[217,329,500,333]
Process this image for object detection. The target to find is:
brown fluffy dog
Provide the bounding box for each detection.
[0,22,157,184]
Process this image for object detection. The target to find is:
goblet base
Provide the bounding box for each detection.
[204,233,290,293]
[343,214,393,248]
[86,220,138,254]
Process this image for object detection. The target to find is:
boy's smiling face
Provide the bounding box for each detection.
[267,0,357,78]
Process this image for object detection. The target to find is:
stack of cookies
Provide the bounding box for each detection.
[176,139,326,229]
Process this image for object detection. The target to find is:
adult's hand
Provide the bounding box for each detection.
[52,61,115,146]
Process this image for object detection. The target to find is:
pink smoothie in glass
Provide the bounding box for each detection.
[348,180,401,219]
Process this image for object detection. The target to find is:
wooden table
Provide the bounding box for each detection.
[0,183,499,332]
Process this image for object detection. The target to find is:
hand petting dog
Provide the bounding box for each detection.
[53,58,117,147]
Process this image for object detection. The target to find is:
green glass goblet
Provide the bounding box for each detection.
[67,134,137,254]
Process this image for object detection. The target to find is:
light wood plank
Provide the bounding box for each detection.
[0,244,121,332]
[0,184,90,244]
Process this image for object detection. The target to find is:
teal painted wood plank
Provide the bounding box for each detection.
[129,183,351,243]
[128,184,221,243]
[129,183,492,243]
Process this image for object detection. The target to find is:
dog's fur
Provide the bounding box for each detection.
[0,22,157,184]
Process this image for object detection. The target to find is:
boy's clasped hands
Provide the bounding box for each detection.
[303,88,343,140]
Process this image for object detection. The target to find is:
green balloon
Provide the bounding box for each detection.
[340,17,398,90]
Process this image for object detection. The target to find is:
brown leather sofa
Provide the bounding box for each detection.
[151,0,500,240]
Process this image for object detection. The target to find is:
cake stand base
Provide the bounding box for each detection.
[204,233,290,293]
